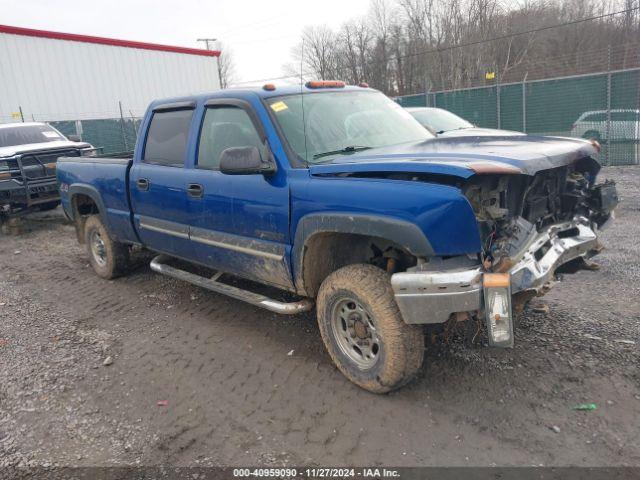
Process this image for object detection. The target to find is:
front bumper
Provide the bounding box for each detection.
[0,177,60,213]
[391,216,601,325]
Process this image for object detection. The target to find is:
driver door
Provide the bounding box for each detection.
[182,99,294,290]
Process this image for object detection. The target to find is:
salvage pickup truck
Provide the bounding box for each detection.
[1,122,94,219]
[57,82,618,392]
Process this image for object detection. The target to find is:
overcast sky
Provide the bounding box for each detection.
[1,0,371,84]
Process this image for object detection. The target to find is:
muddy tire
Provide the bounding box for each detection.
[84,215,129,279]
[316,264,424,393]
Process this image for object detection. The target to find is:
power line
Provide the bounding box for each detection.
[392,6,640,62]
[236,6,640,86]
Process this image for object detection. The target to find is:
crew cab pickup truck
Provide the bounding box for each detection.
[0,122,94,219]
[57,82,618,392]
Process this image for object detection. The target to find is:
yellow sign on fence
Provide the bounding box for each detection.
[485,71,496,80]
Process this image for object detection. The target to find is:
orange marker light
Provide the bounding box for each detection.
[305,80,346,89]
[468,162,522,175]
[262,83,276,91]
[358,82,369,88]
[483,273,511,288]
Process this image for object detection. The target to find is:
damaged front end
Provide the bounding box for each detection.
[391,154,618,346]
[465,156,617,295]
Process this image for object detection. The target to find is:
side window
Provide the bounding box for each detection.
[143,109,194,167]
[197,106,263,170]
[585,113,606,122]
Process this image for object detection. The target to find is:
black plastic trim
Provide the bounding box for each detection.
[293,213,435,292]
[152,101,197,112]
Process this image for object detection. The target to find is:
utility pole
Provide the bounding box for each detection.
[198,37,223,89]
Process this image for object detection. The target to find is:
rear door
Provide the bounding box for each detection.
[182,98,294,290]
[129,102,196,259]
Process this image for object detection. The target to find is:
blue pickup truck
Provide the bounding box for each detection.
[57,82,617,392]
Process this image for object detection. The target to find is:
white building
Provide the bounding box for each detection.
[0,24,221,124]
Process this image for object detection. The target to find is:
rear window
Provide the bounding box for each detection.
[611,111,639,121]
[583,113,606,122]
[0,124,65,147]
[143,109,194,167]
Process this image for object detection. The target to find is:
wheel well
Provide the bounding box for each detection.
[300,232,418,297]
[71,193,100,243]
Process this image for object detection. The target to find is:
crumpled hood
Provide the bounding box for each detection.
[0,140,93,158]
[309,135,598,178]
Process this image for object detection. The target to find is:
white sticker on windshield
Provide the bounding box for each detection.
[42,131,61,139]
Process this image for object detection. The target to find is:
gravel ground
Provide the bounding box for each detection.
[0,166,638,468]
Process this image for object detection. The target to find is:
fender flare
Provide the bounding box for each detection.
[68,184,110,230]
[292,212,435,293]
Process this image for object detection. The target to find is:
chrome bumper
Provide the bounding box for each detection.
[391,217,601,325]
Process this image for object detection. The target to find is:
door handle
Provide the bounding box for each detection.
[136,178,149,191]
[187,183,203,198]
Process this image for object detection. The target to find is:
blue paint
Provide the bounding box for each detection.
[57,86,595,293]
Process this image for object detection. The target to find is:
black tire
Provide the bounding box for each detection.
[316,264,424,393]
[84,215,129,279]
[38,201,60,212]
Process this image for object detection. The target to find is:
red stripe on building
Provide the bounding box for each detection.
[0,24,221,57]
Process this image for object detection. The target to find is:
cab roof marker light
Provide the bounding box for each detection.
[358,82,369,88]
[305,80,346,89]
[262,83,276,91]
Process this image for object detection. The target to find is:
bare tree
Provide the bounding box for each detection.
[286,0,640,95]
[217,43,237,89]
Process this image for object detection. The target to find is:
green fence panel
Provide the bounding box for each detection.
[525,74,608,137]
[499,84,524,132]
[396,94,427,107]
[609,70,640,165]
[396,68,639,165]
[49,118,141,155]
[435,86,498,128]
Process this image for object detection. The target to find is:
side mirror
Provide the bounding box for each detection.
[219,146,276,175]
[67,134,82,142]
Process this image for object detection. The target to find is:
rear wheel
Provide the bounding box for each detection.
[316,264,424,393]
[84,215,129,279]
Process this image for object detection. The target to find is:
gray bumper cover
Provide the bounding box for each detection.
[391,217,600,325]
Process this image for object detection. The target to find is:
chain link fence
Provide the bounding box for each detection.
[48,117,142,155]
[395,45,640,166]
[1,104,144,156]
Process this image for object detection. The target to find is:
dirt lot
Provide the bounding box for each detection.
[0,166,638,468]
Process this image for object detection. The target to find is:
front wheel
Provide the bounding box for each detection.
[316,264,424,393]
[84,215,130,279]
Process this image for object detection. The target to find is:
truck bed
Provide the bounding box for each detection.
[57,155,138,244]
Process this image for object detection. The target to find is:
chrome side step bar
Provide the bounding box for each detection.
[149,255,314,315]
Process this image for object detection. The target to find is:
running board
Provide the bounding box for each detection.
[149,255,314,315]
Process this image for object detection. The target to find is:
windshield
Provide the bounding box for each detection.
[409,108,473,133]
[266,91,434,164]
[0,124,66,148]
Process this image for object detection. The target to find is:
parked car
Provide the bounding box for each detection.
[0,122,95,218]
[570,109,640,142]
[57,82,617,393]
[406,107,523,137]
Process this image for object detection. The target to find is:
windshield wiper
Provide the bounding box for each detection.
[312,145,372,160]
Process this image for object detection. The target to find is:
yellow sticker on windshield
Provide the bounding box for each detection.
[270,101,288,112]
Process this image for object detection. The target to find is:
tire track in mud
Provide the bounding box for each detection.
[1,168,639,467]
